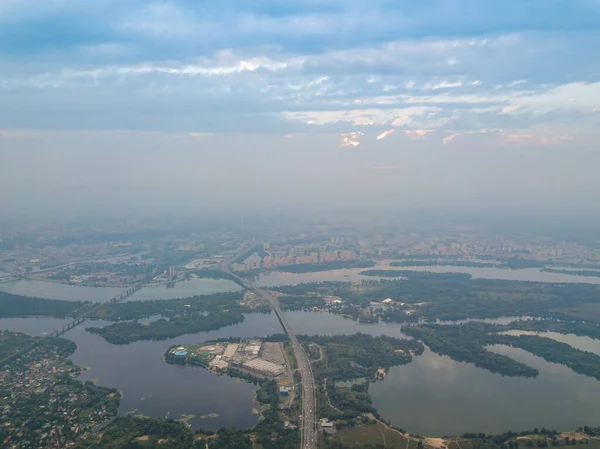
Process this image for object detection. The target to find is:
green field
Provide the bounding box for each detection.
[330,422,419,448]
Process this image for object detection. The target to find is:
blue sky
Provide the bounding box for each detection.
[1,1,599,217]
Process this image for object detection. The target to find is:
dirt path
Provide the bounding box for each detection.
[365,413,412,445]
[322,377,344,413]
[311,344,324,364]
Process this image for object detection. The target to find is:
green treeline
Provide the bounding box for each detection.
[403,323,540,378]
[279,295,325,310]
[0,291,87,318]
[272,272,600,323]
[277,259,375,273]
[87,292,258,320]
[541,268,600,278]
[404,320,600,381]
[390,260,500,268]
[83,416,198,449]
[301,334,423,419]
[505,320,600,340]
[86,292,273,344]
[302,333,423,381]
[497,334,600,381]
[87,310,246,344]
[360,269,472,279]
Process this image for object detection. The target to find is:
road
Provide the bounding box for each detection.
[221,258,317,449]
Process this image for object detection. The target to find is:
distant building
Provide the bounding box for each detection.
[320,418,335,432]
[165,266,175,277]
[279,386,291,396]
[241,358,285,377]
[244,253,262,271]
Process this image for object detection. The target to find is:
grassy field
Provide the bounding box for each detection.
[332,422,419,448]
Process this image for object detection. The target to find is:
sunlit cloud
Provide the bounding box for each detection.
[423,80,464,90]
[443,129,499,145]
[403,130,432,140]
[188,132,212,138]
[376,129,395,140]
[340,132,364,147]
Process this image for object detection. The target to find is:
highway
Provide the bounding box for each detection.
[221,258,317,449]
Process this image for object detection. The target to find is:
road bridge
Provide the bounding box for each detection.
[221,258,317,449]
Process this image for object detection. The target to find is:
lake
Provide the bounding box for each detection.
[370,343,600,436]
[3,311,600,435]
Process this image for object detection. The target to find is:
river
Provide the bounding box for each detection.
[4,264,599,304]
[256,264,600,287]
[0,278,241,302]
[3,312,600,434]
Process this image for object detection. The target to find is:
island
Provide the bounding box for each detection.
[85,292,271,344]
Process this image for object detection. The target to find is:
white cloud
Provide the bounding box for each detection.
[376,129,395,140]
[423,80,464,90]
[403,129,432,140]
[443,129,500,145]
[282,107,441,127]
[340,132,363,147]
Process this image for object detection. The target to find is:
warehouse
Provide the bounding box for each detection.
[242,358,285,377]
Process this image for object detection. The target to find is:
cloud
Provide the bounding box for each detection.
[0,2,599,138]
[340,132,363,147]
[443,129,500,145]
[502,132,574,146]
[423,80,464,90]
[282,107,443,127]
[376,129,395,140]
[188,132,213,138]
[403,130,432,140]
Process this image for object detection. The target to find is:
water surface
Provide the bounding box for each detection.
[4,312,600,435]
[370,345,600,436]
[256,265,600,287]
[125,278,242,301]
[0,280,124,302]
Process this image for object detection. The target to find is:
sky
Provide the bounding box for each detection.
[1,0,599,219]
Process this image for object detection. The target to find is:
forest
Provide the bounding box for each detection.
[0,291,87,318]
[404,320,600,381]
[86,291,268,321]
[403,322,540,377]
[299,333,424,419]
[87,309,247,344]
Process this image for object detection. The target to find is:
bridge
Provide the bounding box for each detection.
[221,257,317,449]
[0,284,143,368]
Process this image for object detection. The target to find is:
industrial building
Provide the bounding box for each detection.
[242,358,285,377]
